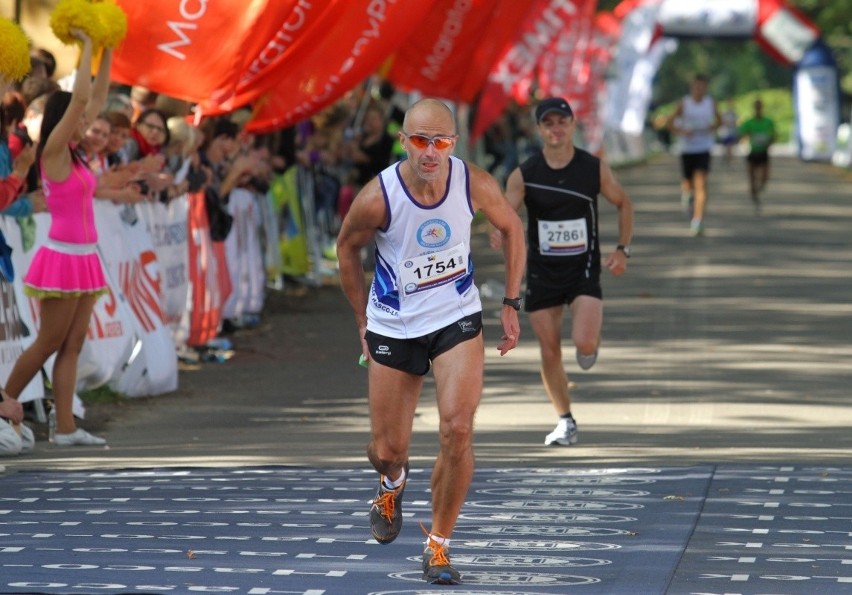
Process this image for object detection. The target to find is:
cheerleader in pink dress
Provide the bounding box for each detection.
[24,157,108,298]
[1,31,113,447]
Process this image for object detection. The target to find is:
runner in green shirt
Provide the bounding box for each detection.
[738,99,776,211]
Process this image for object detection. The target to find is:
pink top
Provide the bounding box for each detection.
[42,158,98,244]
[24,156,107,296]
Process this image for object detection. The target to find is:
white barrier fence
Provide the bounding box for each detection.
[0,184,276,417]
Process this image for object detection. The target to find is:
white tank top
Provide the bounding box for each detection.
[679,95,716,153]
[368,156,481,339]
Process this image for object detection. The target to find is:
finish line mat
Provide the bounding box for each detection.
[0,465,849,594]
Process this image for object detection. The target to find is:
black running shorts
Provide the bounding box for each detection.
[747,151,769,165]
[680,151,711,180]
[365,312,483,376]
[524,273,602,313]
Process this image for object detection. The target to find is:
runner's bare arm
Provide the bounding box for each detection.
[336,177,387,348]
[600,160,634,276]
[666,99,685,134]
[469,164,526,355]
[503,167,526,211]
[712,102,723,132]
[490,166,525,250]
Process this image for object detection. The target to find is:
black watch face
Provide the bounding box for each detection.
[503,298,521,310]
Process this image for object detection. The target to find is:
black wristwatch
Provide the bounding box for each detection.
[616,244,631,258]
[502,297,522,311]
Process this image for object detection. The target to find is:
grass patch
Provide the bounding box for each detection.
[78,385,125,405]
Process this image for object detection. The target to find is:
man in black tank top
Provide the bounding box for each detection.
[491,97,634,447]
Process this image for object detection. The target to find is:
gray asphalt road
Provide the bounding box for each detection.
[3,150,851,472]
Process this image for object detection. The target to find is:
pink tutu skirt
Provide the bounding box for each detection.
[23,241,108,298]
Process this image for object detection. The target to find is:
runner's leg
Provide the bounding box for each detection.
[529,306,570,415]
[570,295,603,358]
[366,362,422,481]
[428,334,484,537]
[692,169,708,221]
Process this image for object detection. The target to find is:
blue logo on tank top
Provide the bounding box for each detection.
[417,219,451,248]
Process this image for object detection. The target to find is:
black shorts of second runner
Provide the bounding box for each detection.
[747,150,769,166]
[365,312,483,376]
[524,272,602,313]
[680,151,711,180]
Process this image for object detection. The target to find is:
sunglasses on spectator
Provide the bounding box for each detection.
[402,132,456,150]
[140,121,166,134]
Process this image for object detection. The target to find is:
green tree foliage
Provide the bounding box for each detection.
[793,0,852,40]
[596,0,850,117]
[792,0,852,95]
[651,40,792,108]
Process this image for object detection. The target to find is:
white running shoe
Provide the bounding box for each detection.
[576,349,598,370]
[53,428,106,446]
[690,219,704,237]
[0,419,22,455]
[544,418,578,446]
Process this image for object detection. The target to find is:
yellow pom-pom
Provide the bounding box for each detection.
[0,18,31,82]
[50,0,105,46]
[92,0,128,48]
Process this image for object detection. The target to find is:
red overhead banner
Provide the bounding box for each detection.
[222,0,439,132]
[470,0,593,143]
[111,1,439,132]
[111,0,304,105]
[537,0,598,120]
[385,0,536,104]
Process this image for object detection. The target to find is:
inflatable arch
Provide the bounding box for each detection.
[604,0,841,162]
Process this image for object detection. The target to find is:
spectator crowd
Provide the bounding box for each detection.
[0,39,548,456]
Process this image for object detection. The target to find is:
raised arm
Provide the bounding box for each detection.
[41,31,93,180]
[85,47,113,123]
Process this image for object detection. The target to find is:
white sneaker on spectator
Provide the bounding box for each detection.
[53,429,106,447]
[544,418,578,446]
[0,419,22,456]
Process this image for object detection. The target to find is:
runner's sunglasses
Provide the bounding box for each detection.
[402,133,457,150]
